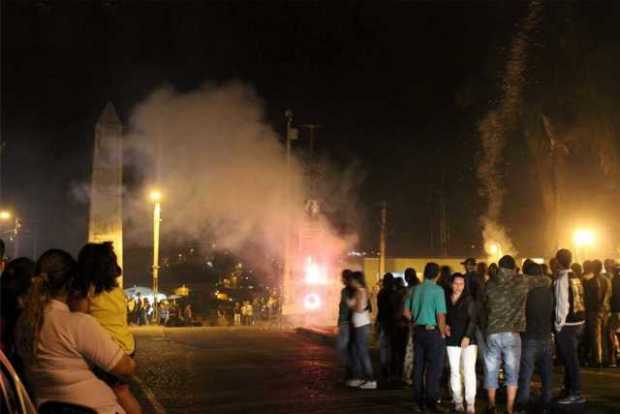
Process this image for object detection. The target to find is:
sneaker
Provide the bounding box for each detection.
[358,380,377,389]
[557,394,586,405]
[466,403,475,414]
[452,402,465,412]
[345,379,363,387]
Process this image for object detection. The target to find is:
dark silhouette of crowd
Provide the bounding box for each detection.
[1,240,141,414]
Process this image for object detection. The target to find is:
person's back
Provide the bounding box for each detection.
[584,273,610,315]
[90,287,135,354]
[21,300,125,412]
[377,286,395,328]
[524,281,554,339]
[484,268,531,335]
[612,272,620,314]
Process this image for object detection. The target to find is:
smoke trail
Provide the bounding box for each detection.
[124,81,356,274]
[478,0,544,256]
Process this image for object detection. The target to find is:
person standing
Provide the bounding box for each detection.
[377,273,396,383]
[516,261,554,414]
[482,255,551,414]
[607,259,620,367]
[404,262,447,413]
[134,294,144,325]
[336,269,359,386]
[461,258,481,300]
[584,259,611,367]
[402,268,419,385]
[445,273,477,414]
[348,271,376,389]
[554,249,586,405]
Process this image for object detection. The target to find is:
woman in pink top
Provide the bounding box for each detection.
[16,249,136,414]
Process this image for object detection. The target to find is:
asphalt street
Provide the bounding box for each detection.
[131,327,620,414]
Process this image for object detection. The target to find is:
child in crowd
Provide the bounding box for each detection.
[72,242,142,414]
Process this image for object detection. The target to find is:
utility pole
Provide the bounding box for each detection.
[439,166,448,257]
[282,110,298,315]
[379,201,387,278]
[300,124,322,196]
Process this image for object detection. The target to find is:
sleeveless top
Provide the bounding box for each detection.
[352,288,371,328]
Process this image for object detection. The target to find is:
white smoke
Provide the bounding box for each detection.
[477,0,543,257]
[124,81,355,271]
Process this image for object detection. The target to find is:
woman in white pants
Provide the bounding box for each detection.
[445,273,478,413]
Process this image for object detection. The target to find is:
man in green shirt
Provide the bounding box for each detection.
[404,262,447,413]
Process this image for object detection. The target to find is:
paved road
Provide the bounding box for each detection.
[131,327,620,413]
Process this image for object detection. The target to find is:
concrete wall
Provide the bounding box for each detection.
[363,257,477,288]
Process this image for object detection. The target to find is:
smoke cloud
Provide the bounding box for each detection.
[124,81,355,273]
[477,0,543,257]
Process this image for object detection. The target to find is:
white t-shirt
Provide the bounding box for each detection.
[18,300,126,414]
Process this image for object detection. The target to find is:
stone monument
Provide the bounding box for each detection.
[88,102,124,284]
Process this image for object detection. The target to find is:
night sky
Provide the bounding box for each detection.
[3,1,620,280]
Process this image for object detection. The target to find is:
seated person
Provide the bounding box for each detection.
[16,249,135,414]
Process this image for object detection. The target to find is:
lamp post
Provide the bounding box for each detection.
[0,210,21,257]
[573,228,595,264]
[150,190,162,323]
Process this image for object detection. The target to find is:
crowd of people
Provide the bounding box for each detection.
[337,249,620,414]
[1,240,141,413]
[219,295,280,326]
[126,295,193,327]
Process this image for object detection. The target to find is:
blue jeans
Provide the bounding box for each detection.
[336,323,360,379]
[484,332,521,389]
[517,337,553,406]
[413,327,445,403]
[379,326,392,379]
[353,325,374,380]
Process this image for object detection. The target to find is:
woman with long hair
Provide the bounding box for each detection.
[0,257,36,358]
[445,273,477,413]
[348,271,377,389]
[16,249,135,413]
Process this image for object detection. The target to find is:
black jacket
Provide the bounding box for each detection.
[446,293,477,347]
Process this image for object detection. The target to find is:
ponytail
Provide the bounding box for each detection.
[16,274,51,360]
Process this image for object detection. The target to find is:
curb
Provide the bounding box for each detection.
[295,327,337,344]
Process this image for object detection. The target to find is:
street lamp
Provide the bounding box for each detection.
[0,210,22,257]
[573,228,595,263]
[149,190,162,322]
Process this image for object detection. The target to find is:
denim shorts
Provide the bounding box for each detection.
[483,332,521,389]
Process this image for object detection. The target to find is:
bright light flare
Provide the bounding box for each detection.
[304,257,327,285]
[484,242,501,256]
[0,211,11,220]
[573,228,595,247]
[149,190,162,202]
[304,293,321,311]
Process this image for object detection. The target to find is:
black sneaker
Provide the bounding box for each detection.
[557,394,586,405]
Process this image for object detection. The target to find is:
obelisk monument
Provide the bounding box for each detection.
[88,102,124,284]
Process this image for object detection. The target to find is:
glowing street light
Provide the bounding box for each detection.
[573,228,596,263]
[149,189,162,322]
[149,190,162,203]
[573,228,595,247]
